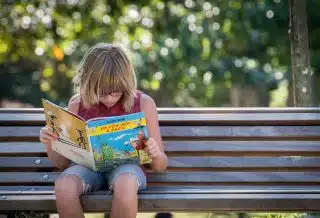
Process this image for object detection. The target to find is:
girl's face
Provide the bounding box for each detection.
[98,92,123,108]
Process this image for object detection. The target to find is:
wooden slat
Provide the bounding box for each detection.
[2,112,320,126]
[0,142,45,155]
[157,107,320,114]
[2,126,320,139]
[2,107,320,114]
[1,193,320,212]
[0,157,53,168]
[147,172,320,183]
[161,126,320,139]
[1,141,320,156]
[1,172,320,184]
[3,185,320,195]
[1,156,320,169]
[168,157,320,168]
[0,172,59,183]
[165,141,320,152]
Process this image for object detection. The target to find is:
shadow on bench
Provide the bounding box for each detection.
[1,108,320,216]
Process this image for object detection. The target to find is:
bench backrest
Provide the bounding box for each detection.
[1,108,320,190]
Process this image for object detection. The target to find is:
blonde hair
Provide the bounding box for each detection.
[73,43,137,112]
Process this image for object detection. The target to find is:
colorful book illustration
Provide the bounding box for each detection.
[42,99,152,172]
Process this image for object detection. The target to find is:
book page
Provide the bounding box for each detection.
[51,140,95,171]
[86,112,152,172]
[42,99,90,152]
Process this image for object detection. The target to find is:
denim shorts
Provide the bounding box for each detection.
[60,163,147,193]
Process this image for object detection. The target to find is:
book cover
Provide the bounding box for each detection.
[42,99,95,170]
[42,99,152,172]
[87,112,152,172]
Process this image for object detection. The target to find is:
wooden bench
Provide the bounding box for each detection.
[1,107,320,216]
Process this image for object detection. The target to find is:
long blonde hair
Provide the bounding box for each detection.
[73,43,137,112]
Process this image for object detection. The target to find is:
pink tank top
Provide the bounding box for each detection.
[77,90,148,174]
[77,90,142,120]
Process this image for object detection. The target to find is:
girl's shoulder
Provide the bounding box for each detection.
[67,94,81,114]
[140,92,157,114]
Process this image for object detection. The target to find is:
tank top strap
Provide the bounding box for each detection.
[132,90,142,113]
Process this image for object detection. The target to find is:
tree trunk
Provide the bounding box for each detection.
[289,0,315,106]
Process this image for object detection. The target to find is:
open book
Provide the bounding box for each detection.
[42,99,152,172]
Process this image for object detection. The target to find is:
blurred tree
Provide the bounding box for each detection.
[0,0,319,107]
[289,0,315,106]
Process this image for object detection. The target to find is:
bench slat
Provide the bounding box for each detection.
[165,141,320,152]
[2,141,320,154]
[0,142,46,155]
[2,141,320,156]
[2,157,320,169]
[1,172,320,184]
[2,113,320,125]
[0,157,53,168]
[1,193,320,212]
[147,172,320,183]
[4,185,320,194]
[168,157,320,168]
[0,172,59,183]
[2,126,320,139]
[2,107,320,114]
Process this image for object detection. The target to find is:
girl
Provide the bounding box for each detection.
[39,43,168,218]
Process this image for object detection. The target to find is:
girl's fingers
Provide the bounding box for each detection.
[41,132,57,141]
[42,127,58,138]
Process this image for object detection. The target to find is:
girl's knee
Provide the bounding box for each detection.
[113,173,138,198]
[54,175,83,199]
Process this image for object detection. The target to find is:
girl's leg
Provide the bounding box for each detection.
[55,174,84,218]
[107,164,147,218]
[55,164,104,218]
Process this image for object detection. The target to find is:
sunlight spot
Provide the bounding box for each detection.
[188,23,196,32]
[215,39,223,49]
[154,71,163,80]
[302,68,308,75]
[103,15,111,24]
[246,59,257,69]
[142,18,154,28]
[132,41,140,50]
[187,14,196,23]
[189,66,197,76]
[160,47,168,56]
[203,2,211,10]
[213,22,220,30]
[266,10,274,19]
[36,9,44,18]
[275,71,284,80]
[203,71,212,85]
[27,5,35,13]
[165,38,174,47]
[212,7,220,16]
[263,63,272,73]
[35,47,44,56]
[302,87,307,93]
[185,0,195,8]
[234,59,243,68]
[196,26,203,34]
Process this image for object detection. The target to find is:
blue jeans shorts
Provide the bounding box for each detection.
[59,163,147,194]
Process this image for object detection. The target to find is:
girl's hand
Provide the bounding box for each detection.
[39,126,58,146]
[145,138,163,159]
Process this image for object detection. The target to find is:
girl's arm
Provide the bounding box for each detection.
[141,94,168,172]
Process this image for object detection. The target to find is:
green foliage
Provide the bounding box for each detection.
[1,0,320,107]
[101,144,113,160]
